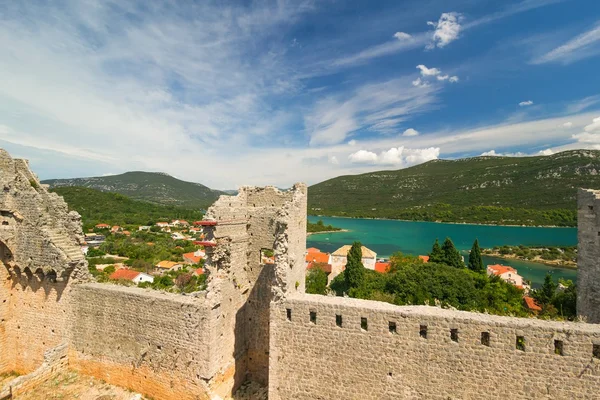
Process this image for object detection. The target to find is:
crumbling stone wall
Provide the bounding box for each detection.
[578,188,600,324]
[202,184,307,390]
[0,149,88,375]
[270,294,600,400]
[69,283,214,400]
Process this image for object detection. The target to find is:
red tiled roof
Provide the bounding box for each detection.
[487,264,517,276]
[524,296,542,311]
[307,262,332,274]
[109,269,140,281]
[419,255,429,263]
[183,252,203,264]
[306,247,321,253]
[194,267,204,275]
[374,262,390,273]
[95,223,110,228]
[305,251,330,264]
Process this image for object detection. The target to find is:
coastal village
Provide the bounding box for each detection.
[86,215,547,314]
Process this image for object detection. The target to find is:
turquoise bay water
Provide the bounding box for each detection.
[307,216,577,288]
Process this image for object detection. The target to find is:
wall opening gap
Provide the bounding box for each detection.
[419,325,428,339]
[554,340,564,356]
[593,344,600,359]
[389,321,397,334]
[450,328,459,342]
[286,308,292,321]
[516,336,525,351]
[309,311,317,324]
[361,317,368,331]
[336,314,342,327]
[481,332,490,346]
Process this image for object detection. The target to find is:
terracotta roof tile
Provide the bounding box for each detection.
[524,296,542,311]
[109,269,140,281]
[374,262,390,273]
[332,245,377,258]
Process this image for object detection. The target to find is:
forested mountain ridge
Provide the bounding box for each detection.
[308,150,600,226]
[43,171,223,209]
[52,187,205,228]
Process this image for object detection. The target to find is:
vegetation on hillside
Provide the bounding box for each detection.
[87,230,207,293]
[307,219,342,233]
[44,171,223,209]
[309,150,600,226]
[482,245,577,267]
[52,187,204,228]
[329,241,528,316]
[530,275,577,320]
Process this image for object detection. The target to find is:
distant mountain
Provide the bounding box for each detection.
[43,171,224,209]
[52,187,204,227]
[308,150,600,226]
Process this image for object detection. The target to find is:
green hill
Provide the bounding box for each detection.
[308,150,600,226]
[43,171,223,209]
[52,187,204,228]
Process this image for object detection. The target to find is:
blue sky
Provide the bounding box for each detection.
[1,0,600,189]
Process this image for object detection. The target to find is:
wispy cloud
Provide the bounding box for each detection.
[306,76,440,145]
[531,22,600,64]
[519,100,534,107]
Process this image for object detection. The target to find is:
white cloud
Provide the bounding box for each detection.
[585,116,600,133]
[563,122,573,128]
[328,155,339,165]
[348,139,357,146]
[411,77,430,88]
[538,149,554,156]
[427,12,462,49]
[402,128,420,137]
[481,150,500,156]
[415,65,459,85]
[348,150,378,163]
[349,146,439,166]
[519,100,534,107]
[532,24,600,65]
[394,32,412,40]
[417,65,441,76]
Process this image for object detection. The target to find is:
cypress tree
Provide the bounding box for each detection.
[345,241,365,290]
[429,239,444,263]
[468,239,484,272]
[441,237,464,268]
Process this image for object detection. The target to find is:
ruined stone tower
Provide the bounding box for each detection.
[200,184,308,388]
[577,188,600,323]
[0,149,89,374]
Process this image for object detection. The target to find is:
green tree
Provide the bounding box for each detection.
[345,241,365,290]
[429,239,444,263]
[441,237,464,268]
[534,273,558,306]
[306,264,328,295]
[467,239,484,273]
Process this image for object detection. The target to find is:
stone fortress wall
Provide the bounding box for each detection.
[0,147,600,399]
[268,295,600,400]
[577,188,600,324]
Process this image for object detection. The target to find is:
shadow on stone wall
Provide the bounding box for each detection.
[232,263,275,396]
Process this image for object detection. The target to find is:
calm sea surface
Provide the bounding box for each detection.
[307,216,577,288]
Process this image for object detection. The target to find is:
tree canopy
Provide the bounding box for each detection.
[468,239,484,273]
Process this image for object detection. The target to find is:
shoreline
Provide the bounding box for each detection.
[308,214,574,229]
[483,251,577,270]
[307,229,349,236]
